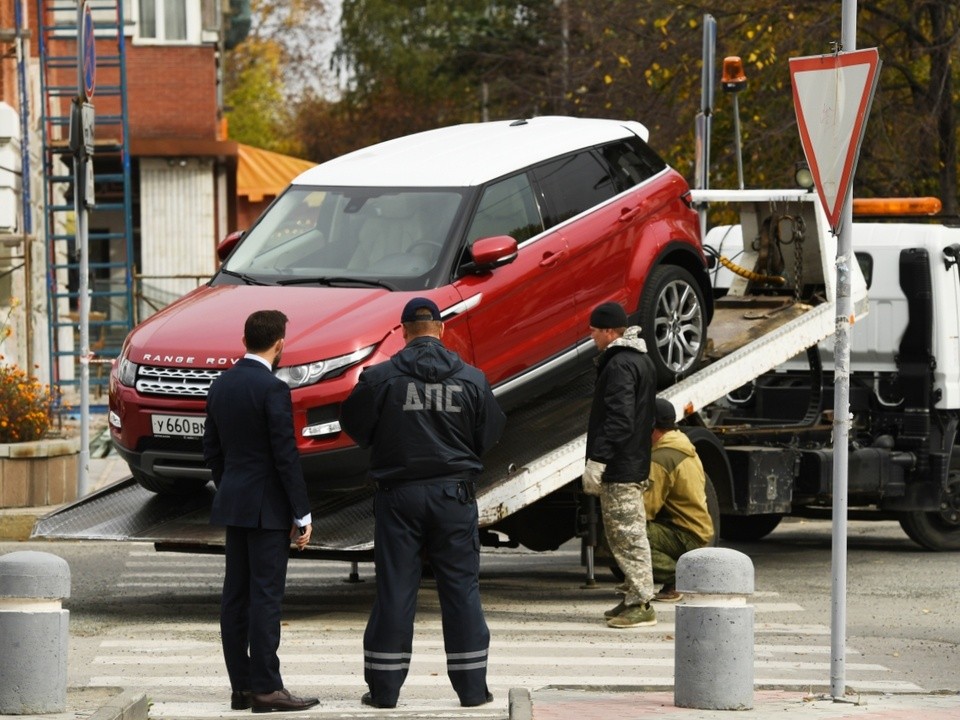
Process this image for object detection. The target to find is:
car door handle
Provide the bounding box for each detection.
[539,249,568,267]
[619,205,643,222]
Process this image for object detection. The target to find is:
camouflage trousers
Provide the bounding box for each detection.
[600,481,654,606]
[647,520,706,586]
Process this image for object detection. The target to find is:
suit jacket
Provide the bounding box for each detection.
[203,357,310,530]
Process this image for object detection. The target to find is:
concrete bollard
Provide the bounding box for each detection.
[673,547,754,710]
[0,551,71,714]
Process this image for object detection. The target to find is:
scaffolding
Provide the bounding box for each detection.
[35,0,134,399]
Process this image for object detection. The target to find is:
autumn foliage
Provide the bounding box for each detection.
[0,361,53,443]
[0,303,53,443]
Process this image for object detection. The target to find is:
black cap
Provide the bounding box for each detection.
[654,398,677,429]
[589,302,628,329]
[401,297,441,323]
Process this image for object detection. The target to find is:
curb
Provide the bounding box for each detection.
[508,687,532,720]
[87,690,149,720]
[0,508,43,541]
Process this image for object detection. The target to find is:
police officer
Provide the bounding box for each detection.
[340,297,506,710]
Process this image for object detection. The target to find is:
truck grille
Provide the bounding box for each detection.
[135,365,223,398]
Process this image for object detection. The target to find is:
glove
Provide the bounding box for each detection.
[582,459,606,496]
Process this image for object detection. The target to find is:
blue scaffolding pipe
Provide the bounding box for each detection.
[14,0,32,235]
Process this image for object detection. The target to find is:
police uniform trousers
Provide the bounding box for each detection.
[364,480,490,706]
[220,525,291,693]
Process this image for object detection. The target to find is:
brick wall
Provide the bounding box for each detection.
[1,0,18,107]
[127,45,218,140]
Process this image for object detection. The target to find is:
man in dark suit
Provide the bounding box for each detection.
[203,309,319,714]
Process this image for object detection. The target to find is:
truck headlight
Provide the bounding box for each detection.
[116,356,139,387]
[275,345,376,389]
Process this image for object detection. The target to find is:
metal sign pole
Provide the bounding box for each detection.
[74,0,95,497]
[76,147,90,497]
[830,0,858,700]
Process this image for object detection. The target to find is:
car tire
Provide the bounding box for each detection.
[638,264,707,387]
[718,512,783,542]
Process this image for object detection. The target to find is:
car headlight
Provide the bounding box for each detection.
[275,345,376,389]
[116,356,139,387]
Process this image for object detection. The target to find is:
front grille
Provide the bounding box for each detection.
[136,365,223,398]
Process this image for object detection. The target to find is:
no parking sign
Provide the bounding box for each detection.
[80,0,96,100]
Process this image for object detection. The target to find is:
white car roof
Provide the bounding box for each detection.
[293,116,651,188]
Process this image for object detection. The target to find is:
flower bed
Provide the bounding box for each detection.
[0,438,79,508]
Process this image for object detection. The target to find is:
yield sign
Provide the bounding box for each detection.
[790,49,881,232]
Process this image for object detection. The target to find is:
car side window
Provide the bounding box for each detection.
[600,137,668,192]
[465,174,544,245]
[532,151,618,226]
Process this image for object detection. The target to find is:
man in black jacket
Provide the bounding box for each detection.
[340,297,505,710]
[203,309,319,713]
[583,301,658,629]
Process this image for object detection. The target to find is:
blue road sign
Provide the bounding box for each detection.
[81,1,96,100]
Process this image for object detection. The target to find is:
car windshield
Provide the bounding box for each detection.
[223,186,467,290]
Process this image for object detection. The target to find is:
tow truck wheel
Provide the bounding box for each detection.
[132,469,209,496]
[718,513,783,542]
[638,265,707,388]
[898,478,960,551]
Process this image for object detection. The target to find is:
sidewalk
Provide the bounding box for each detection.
[524,688,960,720]
[1,452,958,719]
[8,685,957,720]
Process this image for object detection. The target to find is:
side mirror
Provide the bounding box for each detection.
[464,235,518,274]
[943,244,960,271]
[216,230,244,262]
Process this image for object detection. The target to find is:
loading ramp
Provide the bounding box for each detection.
[33,369,596,558]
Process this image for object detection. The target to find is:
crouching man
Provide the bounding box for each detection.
[646,397,715,602]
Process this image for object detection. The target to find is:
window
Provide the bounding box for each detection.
[533,151,618,226]
[465,175,544,245]
[130,0,209,45]
[599,137,667,192]
[139,0,186,40]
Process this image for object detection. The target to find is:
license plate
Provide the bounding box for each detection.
[151,414,206,438]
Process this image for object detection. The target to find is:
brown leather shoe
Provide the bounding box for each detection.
[251,688,319,713]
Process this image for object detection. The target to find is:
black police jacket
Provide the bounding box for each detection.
[340,336,506,483]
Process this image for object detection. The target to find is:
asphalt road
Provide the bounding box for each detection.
[726,515,960,693]
[1,516,957,717]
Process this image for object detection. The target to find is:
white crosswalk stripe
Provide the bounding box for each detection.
[94,548,923,719]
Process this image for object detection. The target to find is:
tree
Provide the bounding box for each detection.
[223,0,334,154]
[289,0,959,211]
[860,1,959,215]
[224,39,300,153]
[321,0,565,157]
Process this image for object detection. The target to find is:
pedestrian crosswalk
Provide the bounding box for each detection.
[70,545,923,718]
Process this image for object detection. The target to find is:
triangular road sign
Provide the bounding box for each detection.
[790,48,881,233]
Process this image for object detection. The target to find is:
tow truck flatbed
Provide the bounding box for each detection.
[33,190,867,557]
[34,370,595,558]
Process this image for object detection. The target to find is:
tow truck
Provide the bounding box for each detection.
[43,186,917,560]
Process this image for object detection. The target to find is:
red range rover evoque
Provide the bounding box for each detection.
[109,116,711,494]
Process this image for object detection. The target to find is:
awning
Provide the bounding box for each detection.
[237,143,316,202]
